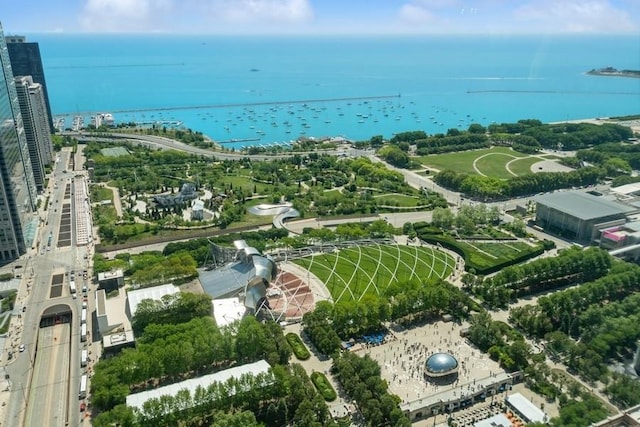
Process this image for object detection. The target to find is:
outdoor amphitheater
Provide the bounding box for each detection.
[261,238,457,320]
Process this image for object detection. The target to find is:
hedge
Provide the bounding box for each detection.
[286,333,311,360]
[415,231,544,276]
[310,371,338,401]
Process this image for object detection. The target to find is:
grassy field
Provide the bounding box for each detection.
[473,152,524,179]
[506,156,544,176]
[417,147,523,174]
[91,185,115,202]
[416,147,561,178]
[374,194,421,207]
[456,241,542,270]
[507,154,562,176]
[293,243,455,303]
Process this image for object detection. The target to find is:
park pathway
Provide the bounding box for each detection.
[100,183,124,218]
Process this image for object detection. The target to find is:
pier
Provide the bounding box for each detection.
[467,89,640,96]
[59,94,402,116]
[217,137,261,144]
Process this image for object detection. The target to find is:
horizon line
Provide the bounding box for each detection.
[10,30,640,37]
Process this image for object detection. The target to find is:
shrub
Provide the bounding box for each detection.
[310,371,337,401]
[286,333,311,360]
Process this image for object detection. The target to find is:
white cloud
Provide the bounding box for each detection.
[80,0,172,32]
[79,0,314,32]
[398,4,440,25]
[396,0,638,34]
[204,0,314,25]
[514,0,639,33]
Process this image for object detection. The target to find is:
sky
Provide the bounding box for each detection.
[1,0,639,35]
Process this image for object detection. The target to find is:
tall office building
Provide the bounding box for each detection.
[5,34,53,132]
[15,75,53,192]
[0,22,38,261]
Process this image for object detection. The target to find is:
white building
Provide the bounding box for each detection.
[92,112,114,128]
[505,392,547,424]
[212,297,246,327]
[126,284,180,318]
[126,360,272,413]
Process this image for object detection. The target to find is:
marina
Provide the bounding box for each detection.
[55,97,495,151]
[45,36,640,151]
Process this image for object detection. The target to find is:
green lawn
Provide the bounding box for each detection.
[474,153,522,179]
[374,194,421,207]
[507,156,546,176]
[456,241,542,270]
[91,186,114,203]
[293,243,455,303]
[416,147,524,174]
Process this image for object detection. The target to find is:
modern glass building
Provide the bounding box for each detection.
[0,22,38,261]
[15,75,53,192]
[5,34,53,131]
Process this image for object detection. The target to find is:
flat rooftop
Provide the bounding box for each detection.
[212,297,246,327]
[98,269,124,281]
[401,372,514,413]
[536,191,636,221]
[127,284,179,318]
[506,392,547,423]
[126,360,271,411]
[474,413,511,427]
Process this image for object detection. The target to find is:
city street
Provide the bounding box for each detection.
[1,147,93,427]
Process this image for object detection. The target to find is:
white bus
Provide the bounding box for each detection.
[81,349,88,367]
[80,323,87,342]
[79,374,87,399]
[81,308,87,325]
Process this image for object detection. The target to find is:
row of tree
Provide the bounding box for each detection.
[485,120,632,151]
[332,352,411,427]
[91,316,291,412]
[132,292,213,334]
[302,280,477,355]
[161,228,289,265]
[473,247,612,308]
[590,142,640,171]
[538,291,640,389]
[92,250,198,284]
[510,261,640,338]
[94,363,341,427]
[414,133,490,156]
[466,312,537,372]
[434,166,602,201]
[386,120,631,156]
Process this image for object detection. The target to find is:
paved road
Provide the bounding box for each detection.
[64,131,317,161]
[2,147,90,427]
[24,323,71,427]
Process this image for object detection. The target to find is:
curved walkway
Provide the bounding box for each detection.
[247,202,301,231]
[472,153,520,177]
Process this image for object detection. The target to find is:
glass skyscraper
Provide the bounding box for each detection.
[0,22,37,261]
[5,34,53,132]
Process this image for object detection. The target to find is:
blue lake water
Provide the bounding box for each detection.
[35,34,640,149]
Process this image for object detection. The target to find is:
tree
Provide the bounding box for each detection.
[236,316,268,363]
[132,292,212,334]
[431,207,454,229]
[378,145,409,168]
[468,123,487,134]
